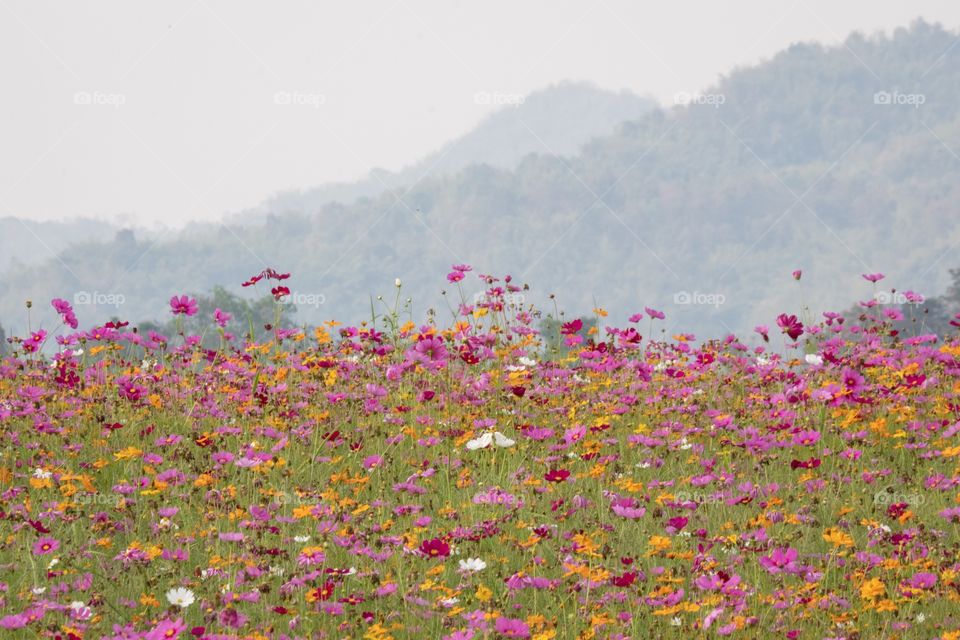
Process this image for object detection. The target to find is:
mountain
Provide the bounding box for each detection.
[0,217,120,270]
[233,82,656,221]
[3,20,960,340]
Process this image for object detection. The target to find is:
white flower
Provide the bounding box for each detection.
[466,431,515,450]
[492,432,515,447]
[805,353,824,366]
[915,613,926,624]
[395,278,402,288]
[166,587,195,608]
[518,356,537,367]
[670,616,682,627]
[33,468,52,479]
[466,432,493,450]
[269,565,285,577]
[294,535,311,543]
[47,558,59,569]
[756,355,771,366]
[31,586,46,595]
[458,557,487,573]
[439,596,460,607]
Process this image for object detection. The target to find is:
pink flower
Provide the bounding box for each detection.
[32,537,59,555]
[644,307,665,320]
[905,572,937,590]
[862,273,885,283]
[213,308,231,327]
[792,270,802,280]
[494,617,530,638]
[362,455,383,470]
[169,295,198,316]
[146,618,186,640]
[759,547,798,574]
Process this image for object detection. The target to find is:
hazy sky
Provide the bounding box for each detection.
[2,1,959,227]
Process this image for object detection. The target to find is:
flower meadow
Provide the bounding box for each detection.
[3,267,960,640]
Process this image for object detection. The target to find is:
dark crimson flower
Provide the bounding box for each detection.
[271,286,290,301]
[545,469,571,483]
[790,457,821,470]
[776,313,804,340]
[190,627,206,637]
[611,571,637,587]
[887,502,909,519]
[419,538,450,558]
[561,319,583,335]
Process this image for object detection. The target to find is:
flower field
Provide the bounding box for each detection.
[2,266,960,640]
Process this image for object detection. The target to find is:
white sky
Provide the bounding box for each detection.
[1,0,959,227]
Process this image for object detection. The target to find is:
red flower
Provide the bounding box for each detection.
[790,457,821,470]
[611,571,637,587]
[545,469,570,483]
[271,286,290,301]
[419,538,450,558]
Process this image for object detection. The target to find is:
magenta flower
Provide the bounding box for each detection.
[419,538,450,558]
[494,617,530,638]
[213,308,231,327]
[644,307,665,320]
[169,295,198,316]
[776,313,804,340]
[147,618,186,640]
[862,273,885,283]
[32,537,59,555]
[905,572,936,590]
[792,269,802,280]
[759,547,798,574]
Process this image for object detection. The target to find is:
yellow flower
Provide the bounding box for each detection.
[823,528,854,548]
[475,584,493,602]
[860,577,886,600]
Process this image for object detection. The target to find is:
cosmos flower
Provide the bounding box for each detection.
[165,587,195,609]
[169,295,198,316]
[32,537,59,555]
